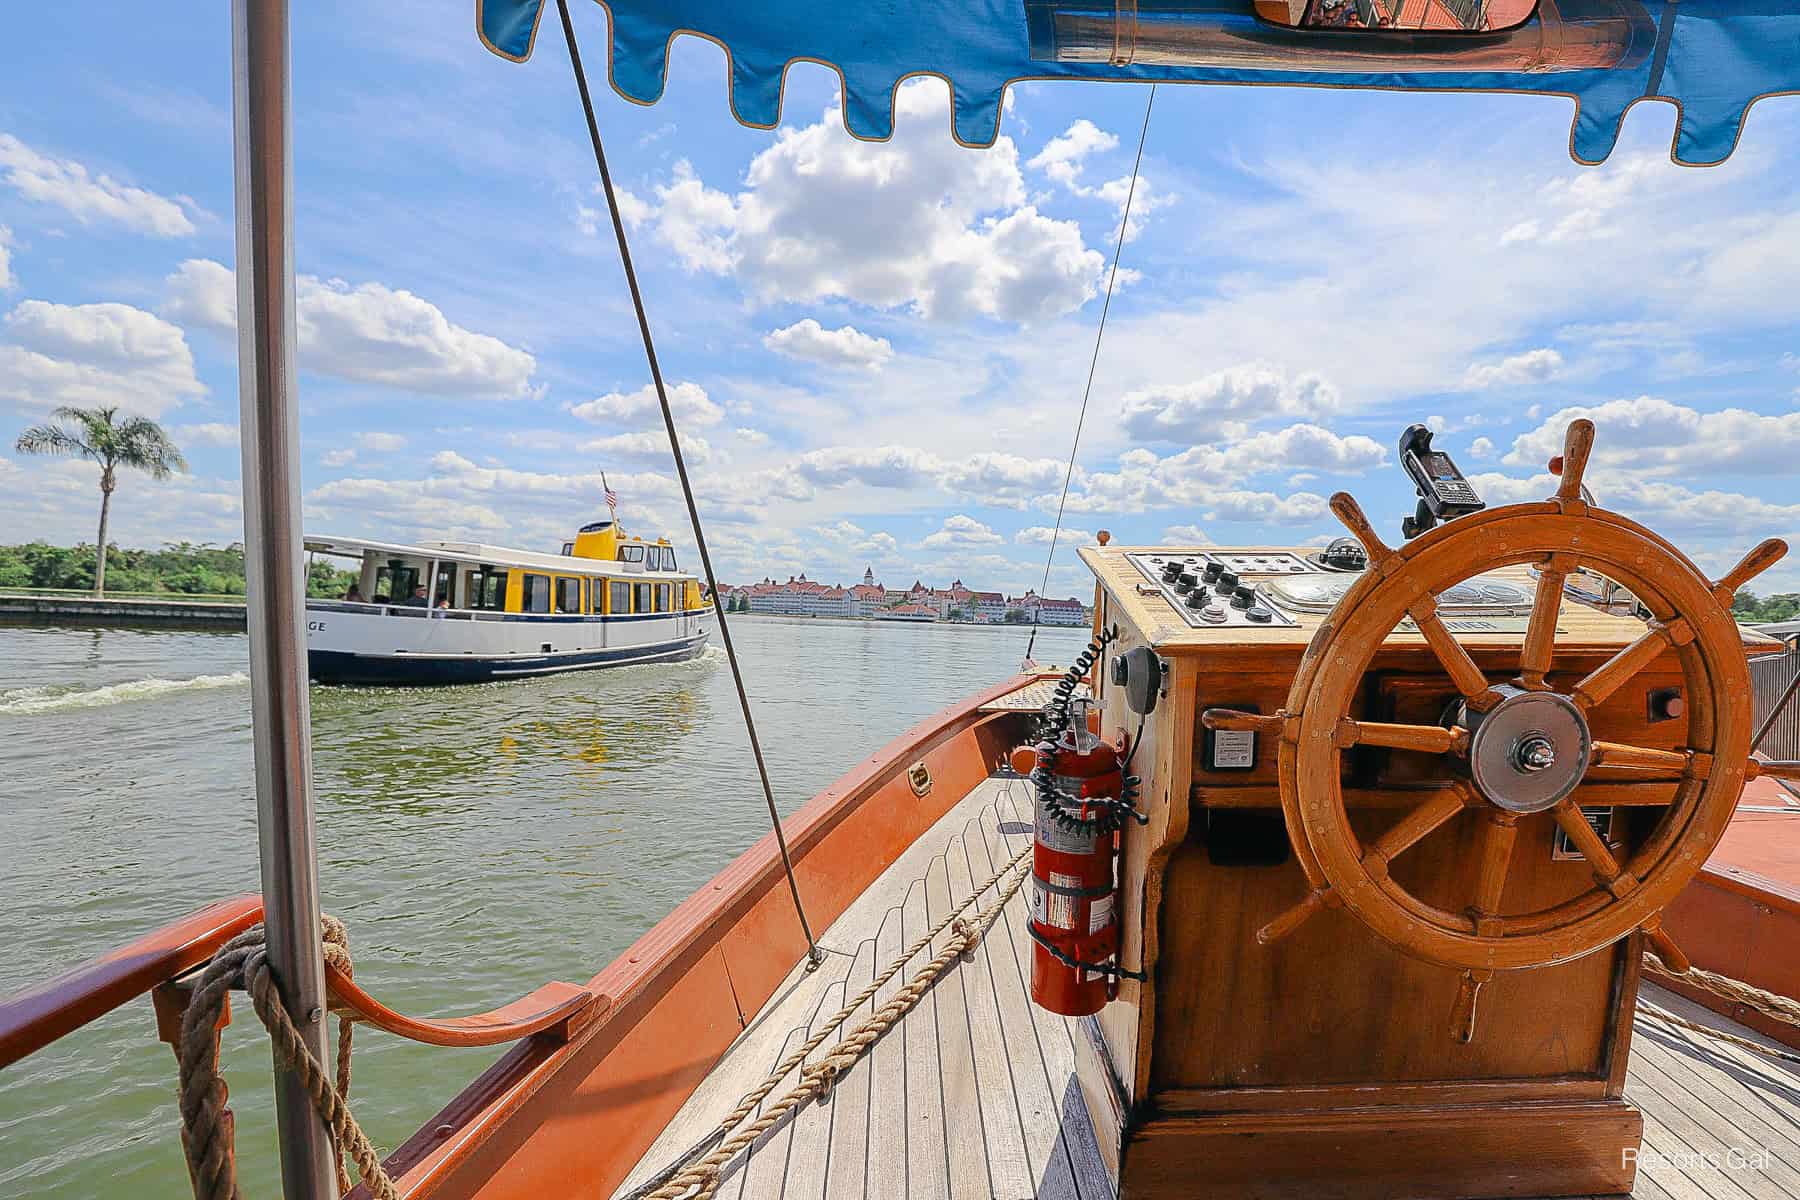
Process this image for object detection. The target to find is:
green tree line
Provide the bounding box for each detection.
[0,541,355,599]
[1731,590,1800,625]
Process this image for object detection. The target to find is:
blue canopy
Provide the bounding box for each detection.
[475,0,1798,166]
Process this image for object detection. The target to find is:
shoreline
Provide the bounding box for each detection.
[0,593,247,629]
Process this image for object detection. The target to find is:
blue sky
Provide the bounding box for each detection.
[2,2,1798,599]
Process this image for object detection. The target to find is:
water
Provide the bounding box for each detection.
[0,618,1092,1197]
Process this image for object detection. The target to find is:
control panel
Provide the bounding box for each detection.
[1125,551,1300,628]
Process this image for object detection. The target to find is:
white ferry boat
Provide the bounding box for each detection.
[302,519,711,685]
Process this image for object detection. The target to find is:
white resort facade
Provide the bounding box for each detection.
[725,566,1091,625]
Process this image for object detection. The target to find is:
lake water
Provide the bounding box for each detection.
[0,617,1091,1198]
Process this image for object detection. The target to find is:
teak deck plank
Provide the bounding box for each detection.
[614,777,1798,1200]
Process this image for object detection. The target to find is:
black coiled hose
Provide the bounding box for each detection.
[1032,625,1143,837]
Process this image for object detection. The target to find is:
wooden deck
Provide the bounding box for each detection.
[615,776,1800,1200]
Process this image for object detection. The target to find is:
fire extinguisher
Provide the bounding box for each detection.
[1016,628,1145,1017]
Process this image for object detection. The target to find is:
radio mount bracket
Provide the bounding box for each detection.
[1398,424,1484,540]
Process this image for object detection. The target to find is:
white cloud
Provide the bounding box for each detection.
[921,514,1004,548]
[172,422,237,447]
[1163,525,1211,544]
[1462,347,1564,389]
[0,299,204,418]
[788,444,938,490]
[354,431,407,452]
[1054,440,1336,523]
[1027,120,1117,188]
[567,380,722,427]
[624,82,1105,323]
[937,452,1070,510]
[1028,121,1172,243]
[1015,525,1093,546]
[1091,173,1174,244]
[320,447,357,468]
[0,226,13,290]
[164,259,537,398]
[1118,364,1341,444]
[579,428,711,464]
[0,133,196,237]
[734,427,769,446]
[763,319,893,371]
[1469,436,1496,459]
[1505,397,1800,476]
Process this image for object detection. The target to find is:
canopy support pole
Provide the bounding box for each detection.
[231,1,339,1195]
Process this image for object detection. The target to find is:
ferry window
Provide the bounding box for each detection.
[561,542,574,556]
[617,544,645,565]
[611,581,631,613]
[555,576,581,614]
[655,583,671,612]
[466,568,507,610]
[374,562,417,604]
[522,573,552,614]
[663,548,678,572]
[635,583,652,614]
[433,564,456,608]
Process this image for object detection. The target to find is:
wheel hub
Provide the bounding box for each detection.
[1463,685,1591,814]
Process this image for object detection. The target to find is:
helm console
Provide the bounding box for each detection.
[1064,421,1786,1200]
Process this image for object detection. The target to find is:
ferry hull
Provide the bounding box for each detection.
[307,633,708,686]
[304,602,712,686]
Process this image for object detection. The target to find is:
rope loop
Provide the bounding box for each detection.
[175,916,399,1200]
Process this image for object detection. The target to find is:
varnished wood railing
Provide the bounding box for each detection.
[1,896,605,1070]
[1,894,264,1068]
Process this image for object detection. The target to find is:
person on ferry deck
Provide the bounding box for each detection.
[435,597,450,609]
[401,584,429,607]
[344,585,364,602]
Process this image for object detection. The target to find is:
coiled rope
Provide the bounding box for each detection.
[177,916,397,1200]
[628,843,1033,1200]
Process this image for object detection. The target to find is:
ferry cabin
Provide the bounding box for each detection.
[302,520,711,685]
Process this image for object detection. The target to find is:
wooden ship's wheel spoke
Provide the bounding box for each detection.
[1335,719,1466,755]
[1469,811,1518,926]
[1518,552,1577,690]
[1550,799,1637,896]
[1588,740,1704,777]
[1361,789,1466,876]
[1412,601,1504,711]
[1570,621,1686,712]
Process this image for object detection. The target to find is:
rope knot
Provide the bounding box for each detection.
[952,916,979,959]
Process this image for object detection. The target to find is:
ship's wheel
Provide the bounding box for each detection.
[1203,420,1795,1039]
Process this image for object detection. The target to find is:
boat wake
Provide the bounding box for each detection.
[0,673,250,716]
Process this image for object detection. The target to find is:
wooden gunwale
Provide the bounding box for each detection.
[0,894,263,1067]
[379,671,1047,1198]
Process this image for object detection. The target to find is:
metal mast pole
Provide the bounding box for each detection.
[231,1,339,1194]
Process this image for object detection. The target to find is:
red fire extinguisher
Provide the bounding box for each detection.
[1014,654,1143,1016]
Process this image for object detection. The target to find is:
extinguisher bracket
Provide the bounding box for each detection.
[1027,924,1148,983]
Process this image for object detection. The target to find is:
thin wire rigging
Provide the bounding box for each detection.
[554,0,821,966]
[1025,84,1157,666]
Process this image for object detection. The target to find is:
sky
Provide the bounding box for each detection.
[2,2,1798,601]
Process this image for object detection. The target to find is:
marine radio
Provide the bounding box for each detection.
[1398,423,1483,539]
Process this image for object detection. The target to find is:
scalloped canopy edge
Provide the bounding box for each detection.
[475,0,1800,167]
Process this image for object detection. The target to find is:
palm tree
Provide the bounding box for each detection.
[15,406,187,597]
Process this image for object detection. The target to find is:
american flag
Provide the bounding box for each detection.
[602,473,618,518]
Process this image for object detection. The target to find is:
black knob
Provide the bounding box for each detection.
[1174,572,1197,593]
[1185,589,1210,609]
[1161,561,1183,581]
[1215,570,1239,593]
[1245,606,1273,623]
[1201,562,1223,583]
[1230,586,1255,610]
